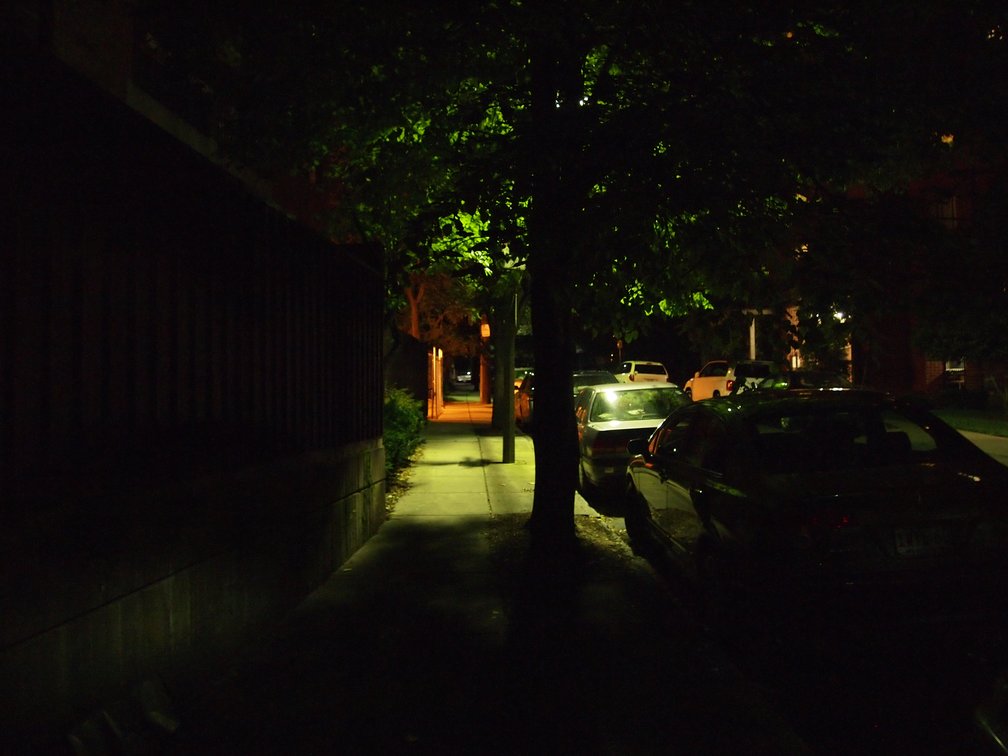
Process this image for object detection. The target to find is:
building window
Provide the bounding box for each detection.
[945,358,965,389]
[931,195,959,229]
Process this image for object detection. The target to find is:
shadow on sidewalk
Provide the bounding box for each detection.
[174,514,805,755]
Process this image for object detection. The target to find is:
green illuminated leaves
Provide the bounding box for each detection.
[139,0,1007,362]
[431,210,495,275]
[395,109,430,144]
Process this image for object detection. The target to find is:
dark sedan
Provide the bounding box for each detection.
[740,367,852,393]
[575,382,689,498]
[624,389,1008,624]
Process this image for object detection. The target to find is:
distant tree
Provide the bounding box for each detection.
[399,272,480,354]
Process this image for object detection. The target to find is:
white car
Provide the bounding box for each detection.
[683,360,730,400]
[613,360,668,383]
[683,359,780,400]
[574,382,689,497]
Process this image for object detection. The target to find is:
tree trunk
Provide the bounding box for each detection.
[404,280,424,339]
[490,292,517,463]
[526,257,578,554]
[524,30,580,555]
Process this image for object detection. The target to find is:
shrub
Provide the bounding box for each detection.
[383,387,425,476]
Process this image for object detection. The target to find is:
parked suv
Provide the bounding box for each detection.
[614,360,669,383]
[683,359,779,400]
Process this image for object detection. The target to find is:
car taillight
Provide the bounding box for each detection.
[807,510,854,529]
[629,374,635,381]
[589,437,629,457]
[793,507,856,549]
[726,379,734,393]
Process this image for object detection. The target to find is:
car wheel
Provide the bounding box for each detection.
[623,483,653,549]
[577,461,594,494]
[684,388,692,401]
[712,390,720,397]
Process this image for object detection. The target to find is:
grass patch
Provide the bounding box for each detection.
[933,408,1008,437]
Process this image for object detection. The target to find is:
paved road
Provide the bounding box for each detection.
[960,431,1008,467]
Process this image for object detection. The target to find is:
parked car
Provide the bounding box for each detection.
[731,359,781,392]
[574,382,689,497]
[624,389,1008,624]
[573,370,620,394]
[683,359,779,400]
[682,359,729,399]
[614,360,669,383]
[515,369,618,428]
[746,368,852,393]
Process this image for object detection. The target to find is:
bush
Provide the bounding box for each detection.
[383,387,425,476]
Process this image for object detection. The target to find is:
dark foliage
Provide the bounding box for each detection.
[383,387,425,476]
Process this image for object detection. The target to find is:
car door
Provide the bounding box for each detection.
[690,361,729,400]
[574,388,593,455]
[656,409,725,555]
[635,412,686,522]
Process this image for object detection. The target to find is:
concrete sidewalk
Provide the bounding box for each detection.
[175,395,810,754]
[397,394,598,517]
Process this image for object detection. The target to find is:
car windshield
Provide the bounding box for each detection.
[590,387,684,422]
[749,405,938,473]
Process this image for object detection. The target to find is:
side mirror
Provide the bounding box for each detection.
[694,371,700,378]
[626,438,648,457]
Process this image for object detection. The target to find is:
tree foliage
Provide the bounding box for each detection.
[137,0,1008,551]
[399,271,481,359]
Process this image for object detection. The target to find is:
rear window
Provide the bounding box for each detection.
[590,387,683,422]
[750,406,938,473]
[636,364,666,375]
[736,363,773,379]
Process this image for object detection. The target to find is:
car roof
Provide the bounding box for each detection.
[701,358,776,366]
[584,382,682,393]
[522,369,619,384]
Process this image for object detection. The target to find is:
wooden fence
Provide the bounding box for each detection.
[1,50,386,746]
